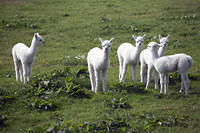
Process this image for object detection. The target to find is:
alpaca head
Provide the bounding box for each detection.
[159,34,170,47]
[34,33,45,45]
[132,34,146,48]
[147,42,162,52]
[99,37,114,52]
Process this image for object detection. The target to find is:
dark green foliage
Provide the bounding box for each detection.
[30,67,89,98]
[0,88,15,110]
[132,113,189,133]
[43,119,130,133]
[76,68,89,78]
[103,97,130,109]
[24,97,56,111]
[71,120,130,133]
[27,113,189,133]
[188,73,200,81]
[169,72,200,85]
[0,112,7,127]
[21,67,90,111]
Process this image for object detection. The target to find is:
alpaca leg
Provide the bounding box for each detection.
[22,63,28,84]
[94,70,100,93]
[180,80,184,93]
[27,63,32,82]
[154,71,159,89]
[182,73,190,95]
[140,62,147,83]
[164,73,169,94]
[19,62,23,82]
[160,73,165,94]
[88,65,95,92]
[120,63,128,83]
[12,52,20,81]
[146,66,153,89]
[14,61,20,81]
[132,64,137,81]
[118,55,123,81]
[102,69,108,92]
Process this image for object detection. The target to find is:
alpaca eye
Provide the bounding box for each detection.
[39,39,42,42]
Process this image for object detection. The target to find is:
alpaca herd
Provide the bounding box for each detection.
[12,33,193,95]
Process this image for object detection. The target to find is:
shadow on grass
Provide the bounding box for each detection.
[109,82,148,94]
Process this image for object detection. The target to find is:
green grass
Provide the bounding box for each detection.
[0,0,200,132]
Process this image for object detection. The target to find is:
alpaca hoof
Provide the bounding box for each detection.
[155,86,159,90]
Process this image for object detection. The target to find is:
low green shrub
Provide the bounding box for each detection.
[21,67,91,111]
[133,113,189,132]
[103,97,130,109]
[27,113,189,133]
[25,97,57,111]
[29,67,89,98]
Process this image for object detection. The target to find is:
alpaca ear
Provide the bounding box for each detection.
[110,38,114,43]
[34,33,38,39]
[159,34,162,40]
[99,38,104,43]
[132,35,137,40]
[167,34,170,39]
[143,34,146,38]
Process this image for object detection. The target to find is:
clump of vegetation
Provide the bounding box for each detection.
[132,113,189,132]
[0,19,40,29]
[26,113,189,133]
[70,120,130,133]
[30,67,89,98]
[23,97,56,111]
[0,88,15,110]
[169,72,200,85]
[20,67,90,111]
[103,97,130,109]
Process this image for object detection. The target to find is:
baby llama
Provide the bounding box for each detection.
[12,33,45,84]
[147,42,193,95]
[87,37,114,93]
[140,34,170,89]
[117,34,146,82]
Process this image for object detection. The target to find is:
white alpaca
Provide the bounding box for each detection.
[12,33,45,84]
[140,34,170,89]
[117,34,146,82]
[147,42,193,95]
[87,37,114,93]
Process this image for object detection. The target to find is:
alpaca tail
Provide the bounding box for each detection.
[187,55,193,69]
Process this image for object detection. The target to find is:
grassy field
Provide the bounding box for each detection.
[0,0,200,132]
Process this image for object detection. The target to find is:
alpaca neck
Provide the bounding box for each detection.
[103,50,110,62]
[158,46,166,57]
[132,46,142,60]
[29,37,38,57]
[151,49,159,62]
